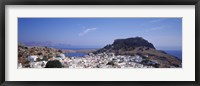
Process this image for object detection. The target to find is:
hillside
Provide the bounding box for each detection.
[93,37,181,68]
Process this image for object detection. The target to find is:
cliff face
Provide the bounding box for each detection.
[94,37,182,68]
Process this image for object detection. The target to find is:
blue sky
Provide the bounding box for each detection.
[18,18,182,50]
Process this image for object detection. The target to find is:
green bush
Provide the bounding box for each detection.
[45,60,62,68]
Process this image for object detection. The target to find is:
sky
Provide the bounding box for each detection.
[18,18,182,50]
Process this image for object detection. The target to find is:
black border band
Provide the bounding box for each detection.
[0,0,199,86]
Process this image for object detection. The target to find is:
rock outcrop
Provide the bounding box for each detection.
[95,37,155,54]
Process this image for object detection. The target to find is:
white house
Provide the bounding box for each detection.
[59,53,65,59]
[27,55,38,62]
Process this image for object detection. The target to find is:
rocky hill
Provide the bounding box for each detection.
[95,37,155,54]
[93,37,181,68]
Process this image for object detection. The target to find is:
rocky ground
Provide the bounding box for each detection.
[18,43,64,68]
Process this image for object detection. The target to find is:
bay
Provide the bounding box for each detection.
[65,52,87,57]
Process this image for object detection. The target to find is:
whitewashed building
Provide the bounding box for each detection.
[27,55,38,62]
[59,53,65,59]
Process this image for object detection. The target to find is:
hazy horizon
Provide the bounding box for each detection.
[18,18,182,50]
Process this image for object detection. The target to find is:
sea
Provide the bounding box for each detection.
[62,48,182,60]
[65,52,87,57]
[62,48,98,58]
[164,50,182,60]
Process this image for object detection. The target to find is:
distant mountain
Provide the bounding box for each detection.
[21,41,101,49]
[22,41,72,48]
[23,41,54,46]
[93,37,181,68]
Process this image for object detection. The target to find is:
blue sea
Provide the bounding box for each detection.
[164,50,182,60]
[65,52,87,57]
[62,48,98,57]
